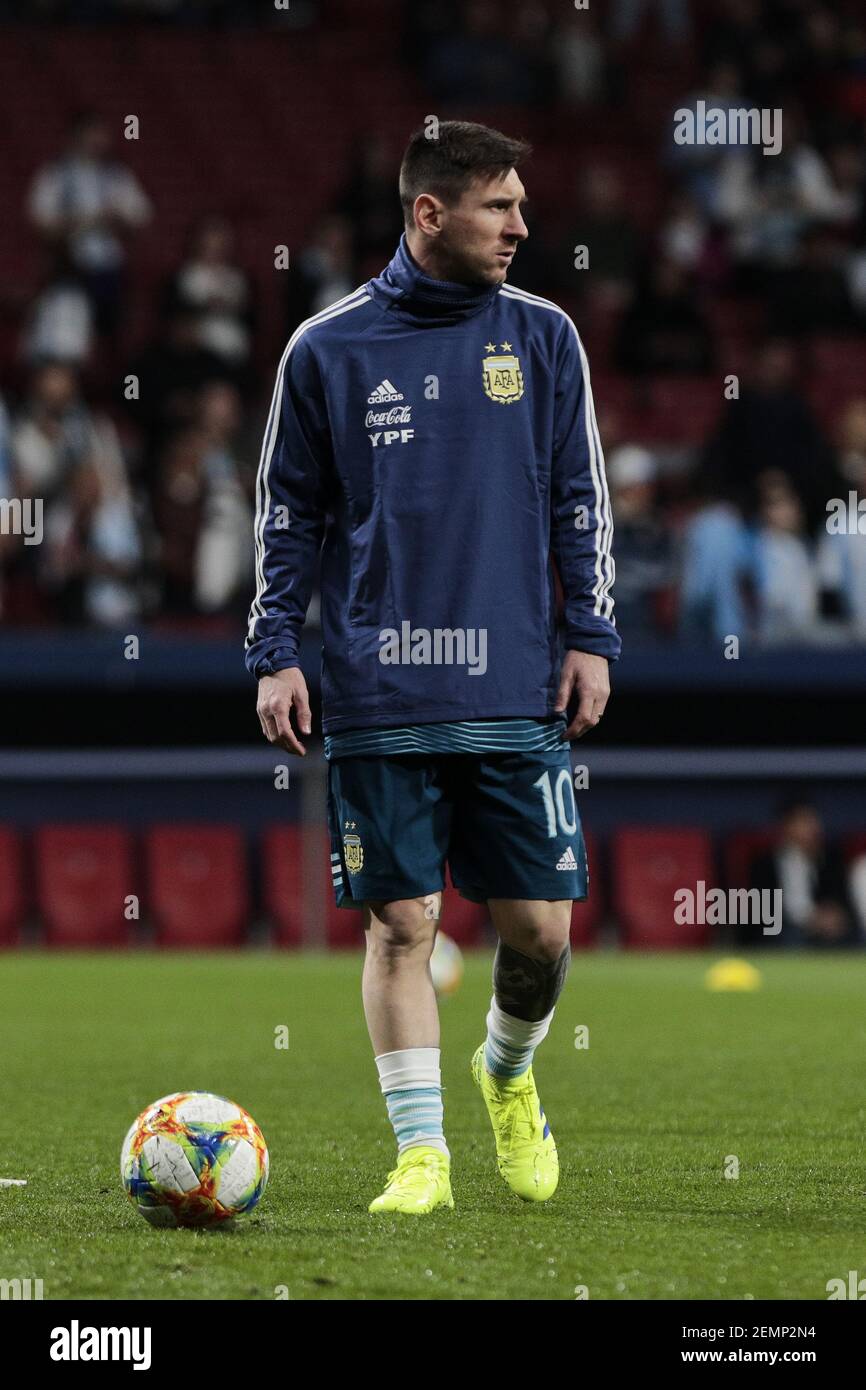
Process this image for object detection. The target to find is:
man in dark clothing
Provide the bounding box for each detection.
[744,799,860,948]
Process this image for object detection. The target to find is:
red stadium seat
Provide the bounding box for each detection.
[146,825,248,947]
[612,827,715,948]
[571,828,602,947]
[36,825,134,948]
[263,824,367,947]
[325,892,365,949]
[0,826,25,946]
[262,824,306,947]
[321,827,365,947]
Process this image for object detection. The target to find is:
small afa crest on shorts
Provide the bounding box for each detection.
[343,833,364,874]
[482,345,524,404]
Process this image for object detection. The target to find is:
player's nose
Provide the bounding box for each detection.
[505,209,529,242]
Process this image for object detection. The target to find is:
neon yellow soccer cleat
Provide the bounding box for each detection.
[368,1145,454,1215]
[471,1044,559,1202]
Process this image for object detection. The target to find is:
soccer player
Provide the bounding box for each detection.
[247,121,618,1214]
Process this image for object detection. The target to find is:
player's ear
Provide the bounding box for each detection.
[413,193,443,237]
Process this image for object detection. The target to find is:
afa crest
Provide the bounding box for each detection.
[482,347,524,404]
[343,833,364,874]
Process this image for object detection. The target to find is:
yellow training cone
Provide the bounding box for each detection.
[705,957,762,992]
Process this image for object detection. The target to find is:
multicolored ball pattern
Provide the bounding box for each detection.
[120,1091,269,1228]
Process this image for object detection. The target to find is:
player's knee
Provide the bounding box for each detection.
[535,906,573,959]
[364,898,436,957]
[522,927,571,965]
[490,900,572,959]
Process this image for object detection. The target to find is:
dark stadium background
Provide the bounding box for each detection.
[1,0,865,950]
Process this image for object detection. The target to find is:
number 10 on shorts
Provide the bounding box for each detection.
[533,769,577,838]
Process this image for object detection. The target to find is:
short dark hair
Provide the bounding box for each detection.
[776,794,818,823]
[399,120,531,227]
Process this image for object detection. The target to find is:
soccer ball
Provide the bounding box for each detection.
[120,1091,269,1228]
[430,931,464,996]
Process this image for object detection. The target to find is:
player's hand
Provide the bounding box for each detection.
[555,650,610,740]
[256,668,312,756]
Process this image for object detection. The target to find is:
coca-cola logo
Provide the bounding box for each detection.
[365,406,412,427]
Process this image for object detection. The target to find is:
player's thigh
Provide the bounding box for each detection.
[327,755,451,909]
[448,746,588,905]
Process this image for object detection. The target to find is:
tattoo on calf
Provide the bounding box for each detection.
[493,941,572,1021]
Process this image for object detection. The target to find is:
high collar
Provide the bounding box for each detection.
[366,233,501,325]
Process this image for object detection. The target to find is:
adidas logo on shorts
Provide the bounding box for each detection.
[556,847,578,871]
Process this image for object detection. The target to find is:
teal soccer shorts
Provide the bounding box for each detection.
[327,746,588,907]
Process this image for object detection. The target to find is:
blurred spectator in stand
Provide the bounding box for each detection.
[153,421,251,619]
[825,139,865,228]
[7,362,139,624]
[678,495,751,643]
[765,223,855,336]
[20,248,94,368]
[701,0,803,109]
[659,190,728,291]
[849,845,866,941]
[0,394,14,616]
[837,16,866,126]
[742,32,791,112]
[847,236,866,325]
[40,452,142,626]
[817,398,866,639]
[558,166,640,312]
[751,470,821,644]
[125,306,229,483]
[505,1,556,107]
[792,7,846,137]
[716,112,860,287]
[10,362,94,506]
[334,135,403,273]
[285,214,356,334]
[607,445,674,638]
[28,111,152,342]
[615,255,713,374]
[834,396,866,489]
[612,0,691,46]
[743,799,859,947]
[667,60,750,218]
[701,0,765,77]
[423,0,542,107]
[0,395,11,496]
[699,338,838,532]
[550,5,606,107]
[197,377,257,510]
[162,214,256,387]
[153,429,205,615]
[842,141,866,319]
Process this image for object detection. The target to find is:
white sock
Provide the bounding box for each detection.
[484,995,554,1079]
[375,1047,449,1156]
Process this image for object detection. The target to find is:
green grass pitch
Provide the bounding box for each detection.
[1,950,864,1301]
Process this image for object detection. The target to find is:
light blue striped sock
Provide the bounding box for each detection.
[376,1048,448,1156]
[384,1087,446,1154]
[484,996,554,1081]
